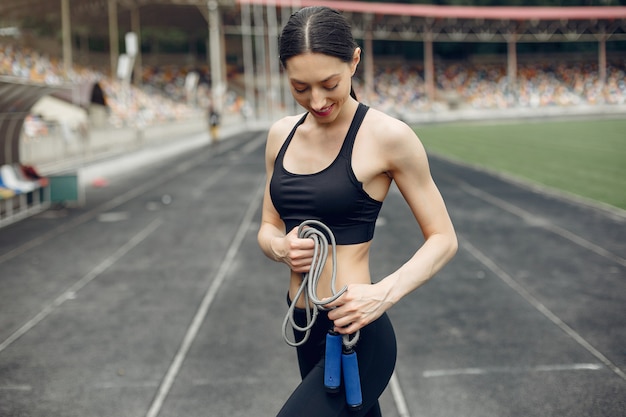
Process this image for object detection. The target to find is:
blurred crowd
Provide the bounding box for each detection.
[2,41,625,129]
[0,43,201,128]
[360,59,626,115]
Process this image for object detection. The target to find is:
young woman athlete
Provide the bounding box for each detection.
[257,6,458,417]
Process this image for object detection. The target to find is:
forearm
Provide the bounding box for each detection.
[378,232,458,305]
[257,222,285,262]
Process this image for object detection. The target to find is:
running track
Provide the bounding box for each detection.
[0,129,624,417]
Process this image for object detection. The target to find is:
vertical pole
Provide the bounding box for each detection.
[131,5,142,86]
[507,35,517,98]
[424,32,435,105]
[253,4,268,121]
[208,0,223,113]
[61,0,72,79]
[288,0,302,114]
[598,35,607,86]
[266,3,280,120]
[241,3,256,121]
[280,4,294,114]
[108,0,119,78]
[363,13,374,104]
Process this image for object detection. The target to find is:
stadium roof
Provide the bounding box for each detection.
[238,0,626,21]
[0,0,236,36]
[2,1,626,33]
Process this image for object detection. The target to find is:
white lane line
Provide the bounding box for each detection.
[0,134,253,266]
[93,381,160,389]
[423,363,604,378]
[0,384,33,391]
[450,176,626,267]
[191,166,230,200]
[460,237,626,382]
[389,370,412,417]
[145,180,264,417]
[192,135,265,199]
[0,218,162,354]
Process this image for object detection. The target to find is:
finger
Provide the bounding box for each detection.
[333,321,361,335]
[323,292,347,311]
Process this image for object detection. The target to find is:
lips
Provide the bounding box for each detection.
[312,105,334,117]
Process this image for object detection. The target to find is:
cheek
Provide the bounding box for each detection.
[292,93,309,108]
[341,82,352,97]
[326,83,352,102]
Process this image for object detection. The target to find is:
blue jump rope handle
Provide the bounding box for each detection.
[324,331,342,393]
[342,348,363,411]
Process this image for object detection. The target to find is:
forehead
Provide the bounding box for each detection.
[285,52,348,82]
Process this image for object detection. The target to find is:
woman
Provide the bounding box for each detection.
[257,6,457,417]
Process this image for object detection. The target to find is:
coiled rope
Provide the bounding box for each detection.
[282,220,360,349]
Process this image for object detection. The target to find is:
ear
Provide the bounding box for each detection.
[350,47,361,76]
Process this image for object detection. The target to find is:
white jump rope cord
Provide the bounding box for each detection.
[282,220,360,349]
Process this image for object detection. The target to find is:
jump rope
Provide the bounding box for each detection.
[282,220,363,411]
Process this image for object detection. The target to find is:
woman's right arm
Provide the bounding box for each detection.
[257,119,315,273]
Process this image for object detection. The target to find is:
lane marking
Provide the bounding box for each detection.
[432,154,626,222]
[0,133,260,266]
[145,180,264,417]
[0,218,162,354]
[92,381,160,389]
[448,175,626,267]
[0,384,33,391]
[460,237,626,382]
[423,363,604,378]
[192,166,230,200]
[192,135,264,200]
[389,370,412,417]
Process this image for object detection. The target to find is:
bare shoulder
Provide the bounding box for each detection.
[363,107,422,155]
[266,113,306,157]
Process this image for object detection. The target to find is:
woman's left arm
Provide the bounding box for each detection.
[327,119,458,334]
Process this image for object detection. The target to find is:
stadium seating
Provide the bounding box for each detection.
[2,41,625,124]
[0,40,624,229]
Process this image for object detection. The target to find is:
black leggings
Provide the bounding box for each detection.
[278,300,397,417]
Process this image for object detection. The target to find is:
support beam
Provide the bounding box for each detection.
[241,3,256,120]
[507,35,518,97]
[424,32,435,104]
[598,35,607,86]
[363,13,374,103]
[108,0,119,78]
[266,3,280,120]
[61,0,72,79]
[130,5,142,86]
[208,0,223,112]
[253,4,268,120]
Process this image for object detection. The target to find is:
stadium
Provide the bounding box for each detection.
[0,1,625,417]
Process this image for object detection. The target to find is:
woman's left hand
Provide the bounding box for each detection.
[323,283,393,334]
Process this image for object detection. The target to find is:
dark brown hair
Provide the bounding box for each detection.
[279,6,358,99]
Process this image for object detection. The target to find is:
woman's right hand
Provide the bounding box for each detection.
[272,227,315,273]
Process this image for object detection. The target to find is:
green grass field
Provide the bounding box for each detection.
[414,118,626,211]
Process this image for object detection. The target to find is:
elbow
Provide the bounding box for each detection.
[441,229,458,263]
[448,232,459,260]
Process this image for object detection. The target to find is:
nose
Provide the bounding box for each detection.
[310,87,327,110]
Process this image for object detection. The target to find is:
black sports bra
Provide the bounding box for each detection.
[269,103,383,245]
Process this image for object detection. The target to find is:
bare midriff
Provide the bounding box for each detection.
[288,241,373,308]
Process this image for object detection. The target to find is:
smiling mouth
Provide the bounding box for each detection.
[312,105,333,117]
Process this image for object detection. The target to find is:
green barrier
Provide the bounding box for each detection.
[49,173,84,206]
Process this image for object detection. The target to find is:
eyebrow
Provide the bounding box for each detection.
[290,74,341,84]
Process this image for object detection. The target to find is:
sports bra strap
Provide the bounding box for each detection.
[276,112,308,161]
[340,103,369,159]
